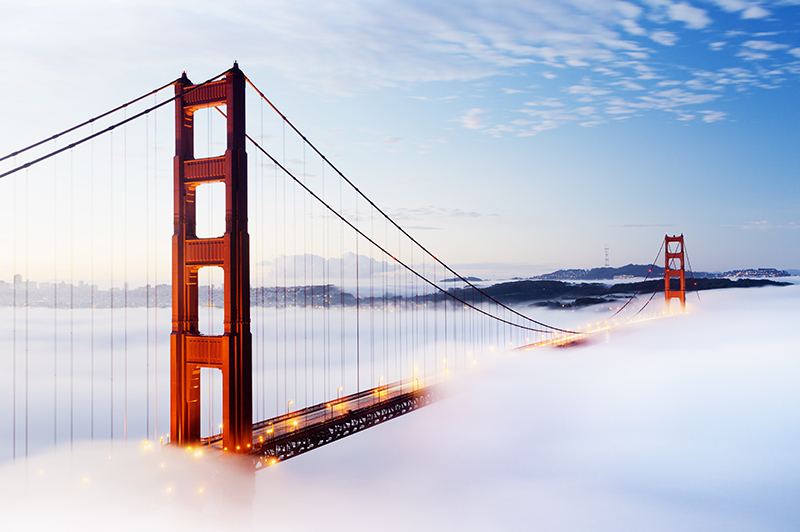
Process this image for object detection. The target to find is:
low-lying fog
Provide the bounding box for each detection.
[1,281,798,531]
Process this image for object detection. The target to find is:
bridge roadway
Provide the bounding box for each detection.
[199,380,442,468]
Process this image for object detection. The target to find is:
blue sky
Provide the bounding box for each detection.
[1,0,799,276]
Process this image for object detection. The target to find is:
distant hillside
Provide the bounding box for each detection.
[533,264,790,281]
[459,277,790,307]
[440,276,483,283]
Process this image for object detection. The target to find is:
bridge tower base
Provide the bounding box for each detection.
[664,234,686,312]
[171,64,252,452]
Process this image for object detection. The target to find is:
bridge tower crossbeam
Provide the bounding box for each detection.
[171,64,252,452]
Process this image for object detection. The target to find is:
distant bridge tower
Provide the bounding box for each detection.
[664,234,686,311]
[171,63,252,452]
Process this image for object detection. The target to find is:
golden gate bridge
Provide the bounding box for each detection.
[0,63,688,468]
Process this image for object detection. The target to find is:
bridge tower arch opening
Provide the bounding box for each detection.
[664,234,686,312]
[171,63,252,452]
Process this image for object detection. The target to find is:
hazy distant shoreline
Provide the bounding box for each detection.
[0,276,789,309]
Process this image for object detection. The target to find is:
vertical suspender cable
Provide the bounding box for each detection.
[25,168,29,459]
[292,131,300,407]
[110,131,114,442]
[434,263,438,382]
[303,142,308,411]
[13,160,17,461]
[146,113,150,442]
[260,96,265,420]
[12,159,18,461]
[322,161,327,401]
[422,255,427,385]
[370,205,374,388]
[309,143,315,406]
[252,107,259,423]
[410,248,414,386]
[153,99,158,442]
[254,109,261,424]
[90,127,95,442]
[339,169,345,394]
[283,121,289,414]
[356,194,360,394]
[261,100,267,419]
[70,148,74,451]
[123,115,128,442]
[53,140,58,452]
[275,156,279,417]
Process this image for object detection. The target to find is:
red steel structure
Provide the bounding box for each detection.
[171,64,252,452]
[664,234,686,311]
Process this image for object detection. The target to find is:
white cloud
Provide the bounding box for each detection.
[735,220,800,229]
[620,18,647,36]
[486,123,518,136]
[1,0,796,143]
[742,40,789,51]
[700,110,727,122]
[410,95,458,102]
[737,49,769,60]
[567,81,612,97]
[742,5,771,18]
[650,30,679,46]
[593,66,622,76]
[707,0,770,18]
[455,108,488,129]
[610,79,646,90]
[667,2,712,29]
[389,206,486,219]
[616,1,644,19]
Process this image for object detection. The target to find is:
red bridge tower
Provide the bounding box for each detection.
[664,234,686,311]
[171,64,252,452]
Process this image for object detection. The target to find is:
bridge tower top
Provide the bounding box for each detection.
[664,234,686,312]
[171,63,252,452]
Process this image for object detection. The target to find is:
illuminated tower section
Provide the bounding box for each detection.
[664,234,686,312]
[171,63,252,452]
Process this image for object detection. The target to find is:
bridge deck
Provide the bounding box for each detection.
[199,381,442,467]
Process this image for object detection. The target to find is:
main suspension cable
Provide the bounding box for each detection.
[0,69,233,181]
[598,238,666,326]
[0,78,179,165]
[244,133,579,335]
[244,78,572,334]
[683,239,701,302]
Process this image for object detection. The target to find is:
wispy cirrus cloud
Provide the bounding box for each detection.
[388,206,493,220]
[730,220,800,230]
[610,223,674,228]
[3,0,799,139]
[454,108,488,130]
